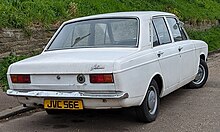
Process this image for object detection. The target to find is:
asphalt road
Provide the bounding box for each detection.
[0,53,220,132]
[0,89,20,111]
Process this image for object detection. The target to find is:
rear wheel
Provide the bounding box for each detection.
[188,59,208,88]
[135,79,160,123]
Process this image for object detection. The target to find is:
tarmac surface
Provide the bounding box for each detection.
[0,89,20,112]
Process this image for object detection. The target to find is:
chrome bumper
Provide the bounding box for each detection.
[7,90,129,99]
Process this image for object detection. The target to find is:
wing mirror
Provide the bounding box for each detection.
[177,21,184,28]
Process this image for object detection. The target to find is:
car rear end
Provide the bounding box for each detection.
[7,73,128,110]
[6,51,133,110]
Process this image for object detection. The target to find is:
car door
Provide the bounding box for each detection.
[166,17,196,85]
[152,17,181,91]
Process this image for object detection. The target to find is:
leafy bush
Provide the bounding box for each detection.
[0,0,74,28]
[187,26,220,51]
[0,54,28,91]
[0,0,220,28]
[76,0,220,21]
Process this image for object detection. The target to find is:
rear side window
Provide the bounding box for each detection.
[153,17,171,45]
[152,25,159,47]
[166,18,187,42]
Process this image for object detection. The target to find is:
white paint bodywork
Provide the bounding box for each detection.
[7,11,208,109]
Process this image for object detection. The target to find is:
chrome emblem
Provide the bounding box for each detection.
[56,75,61,80]
[90,64,105,71]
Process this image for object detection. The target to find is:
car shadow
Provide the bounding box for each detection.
[24,87,197,131]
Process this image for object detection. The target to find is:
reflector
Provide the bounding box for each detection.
[10,74,31,83]
[90,74,114,83]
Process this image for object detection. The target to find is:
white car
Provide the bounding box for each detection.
[7,11,208,122]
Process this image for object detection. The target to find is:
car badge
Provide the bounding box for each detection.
[90,64,105,71]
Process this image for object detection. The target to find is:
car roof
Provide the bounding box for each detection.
[65,11,176,23]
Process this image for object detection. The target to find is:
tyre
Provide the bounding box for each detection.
[188,59,208,88]
[135,79,160,123]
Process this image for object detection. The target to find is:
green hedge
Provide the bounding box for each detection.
[187,27,220,51]
[76,0,220,21]
[0,0,220,28]
[0,0,74,28]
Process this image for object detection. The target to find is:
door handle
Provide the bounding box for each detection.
[178,46,183,52]
[157,51,164,57]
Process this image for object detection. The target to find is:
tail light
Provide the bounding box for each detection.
[90,74,114,83]
[10,74,31,83]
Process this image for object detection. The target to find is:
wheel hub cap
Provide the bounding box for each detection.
[147,87,157,115]
[193,64,205,85]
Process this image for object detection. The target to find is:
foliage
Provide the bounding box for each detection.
[0,0,74,28]
[187,27,220,51]
[66,0,220,22]
[0,54,28,91]
[0,0,220,28]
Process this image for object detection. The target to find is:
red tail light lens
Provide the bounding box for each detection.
[10,74,31,83]
[90,74,114,83]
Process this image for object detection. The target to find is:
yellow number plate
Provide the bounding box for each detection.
[44,99,83,110]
